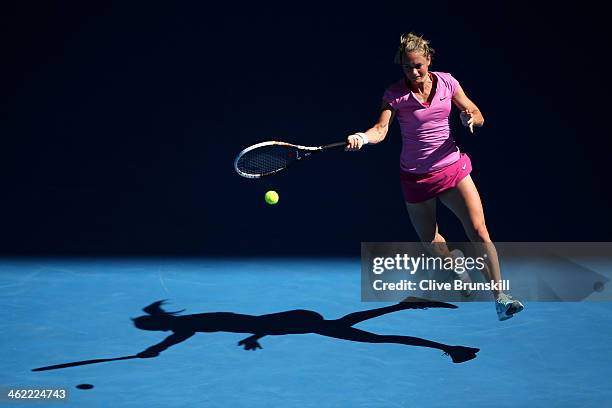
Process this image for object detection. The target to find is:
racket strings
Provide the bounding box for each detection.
[236,145,298,176]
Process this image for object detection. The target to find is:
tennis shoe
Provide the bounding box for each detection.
[496,293,524,321]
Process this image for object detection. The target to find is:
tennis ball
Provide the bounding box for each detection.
[265,190,279,205]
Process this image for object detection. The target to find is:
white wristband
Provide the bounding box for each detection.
[354,132,369,145]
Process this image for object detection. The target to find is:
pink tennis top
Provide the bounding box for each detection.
[383,71,461,174]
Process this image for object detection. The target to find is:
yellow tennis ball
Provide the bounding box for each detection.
[264,190,279,205]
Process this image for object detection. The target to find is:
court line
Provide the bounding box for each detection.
[158,269,170,295]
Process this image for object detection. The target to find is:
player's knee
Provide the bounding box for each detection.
[467,222,490,242]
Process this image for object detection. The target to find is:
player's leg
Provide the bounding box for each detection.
[438,176,500,285]
[405,199,471,295]
[438,175,523,319]
[405,198,450,254]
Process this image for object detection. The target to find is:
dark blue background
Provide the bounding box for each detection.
[4,1,610,256]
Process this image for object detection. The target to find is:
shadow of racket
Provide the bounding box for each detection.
[32,355,138,372]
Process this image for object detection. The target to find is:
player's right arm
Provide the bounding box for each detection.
[346,102,395,151]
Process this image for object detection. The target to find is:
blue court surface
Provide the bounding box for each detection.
[1,258,611,407]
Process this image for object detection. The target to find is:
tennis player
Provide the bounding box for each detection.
[346,32,523,321]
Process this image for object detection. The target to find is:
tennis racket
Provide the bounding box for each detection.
[234,140,347,178]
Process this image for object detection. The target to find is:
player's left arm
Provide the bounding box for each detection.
[452,85,484,132]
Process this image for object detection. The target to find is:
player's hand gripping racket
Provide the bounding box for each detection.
[234,140,346,178]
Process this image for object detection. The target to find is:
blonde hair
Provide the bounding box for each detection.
[394,32,435,64]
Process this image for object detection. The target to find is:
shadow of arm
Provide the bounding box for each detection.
[137,331,196,358]
[237,334,265,350]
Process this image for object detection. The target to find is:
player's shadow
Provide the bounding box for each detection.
[132,299,479,364]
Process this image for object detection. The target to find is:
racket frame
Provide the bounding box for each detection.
[234,140,345,178]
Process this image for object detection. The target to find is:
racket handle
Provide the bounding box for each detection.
[320,141,348,150]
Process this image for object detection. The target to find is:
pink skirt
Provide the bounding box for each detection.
[400,153,472,203]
